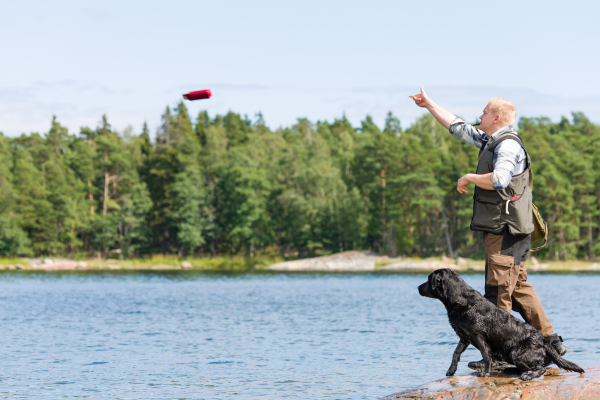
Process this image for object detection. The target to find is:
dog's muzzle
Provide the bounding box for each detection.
[418,282,430,297]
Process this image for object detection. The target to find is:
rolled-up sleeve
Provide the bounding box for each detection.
[491,140,524,190]
[448,118,486,149]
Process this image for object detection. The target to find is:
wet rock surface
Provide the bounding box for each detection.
[383,367,600,399]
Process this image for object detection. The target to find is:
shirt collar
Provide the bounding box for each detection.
[489,125,516,142]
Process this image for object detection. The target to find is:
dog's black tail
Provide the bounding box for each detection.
[544,340,585,373]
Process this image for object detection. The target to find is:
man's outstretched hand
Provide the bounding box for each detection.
[408,86,456,130]
[457,175,470,194]
[409,86,431,108]
[456,173,494,193]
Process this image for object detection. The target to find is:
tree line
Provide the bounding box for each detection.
[0,103,598,260]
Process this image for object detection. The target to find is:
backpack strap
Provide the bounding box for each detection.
[529,168,533,191]
[478,132,522,160]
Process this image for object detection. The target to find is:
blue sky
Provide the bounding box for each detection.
[1,0,599,137]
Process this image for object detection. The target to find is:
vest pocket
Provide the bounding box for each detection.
[486,254,515,287]
[505,186,534,235]
[472,197,502,230]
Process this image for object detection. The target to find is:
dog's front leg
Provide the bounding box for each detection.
[471,335,493,377]
[446,339,469,376]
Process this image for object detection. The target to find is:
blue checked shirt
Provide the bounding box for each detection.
[449,118,526,190]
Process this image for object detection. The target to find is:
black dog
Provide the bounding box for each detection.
[418,268,584,380]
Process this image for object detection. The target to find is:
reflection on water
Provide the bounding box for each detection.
[0,271,598,399]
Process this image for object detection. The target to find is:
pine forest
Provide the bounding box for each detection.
[0,103,599,261]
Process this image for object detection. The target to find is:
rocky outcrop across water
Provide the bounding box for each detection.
[1,252,595,272]
[264,251,466,272]
[383,367,599,399]
[263,251,559,273]
[264,251,379,272]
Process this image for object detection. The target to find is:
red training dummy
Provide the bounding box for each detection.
[183,89,212,101]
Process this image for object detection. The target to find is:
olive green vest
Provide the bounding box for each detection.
[470,132,534,235]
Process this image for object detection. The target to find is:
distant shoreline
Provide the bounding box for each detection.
[1,251,599,273]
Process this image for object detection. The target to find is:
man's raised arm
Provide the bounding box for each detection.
[409,87,456,129]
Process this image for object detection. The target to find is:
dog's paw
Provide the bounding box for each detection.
[446,368,456,376]
[477,372,490,378]
[520,373,533,381]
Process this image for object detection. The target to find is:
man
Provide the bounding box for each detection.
[409,87,567,371]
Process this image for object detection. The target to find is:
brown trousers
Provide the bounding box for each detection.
[484,230,554,336]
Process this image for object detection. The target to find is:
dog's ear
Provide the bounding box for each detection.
[433,269,454,300]
[438,269,467,306]
[431,271,445,298]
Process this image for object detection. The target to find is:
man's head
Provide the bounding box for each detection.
[478,97,516,136]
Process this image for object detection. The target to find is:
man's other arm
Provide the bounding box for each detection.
[490,139,523,190]
[457,140,522,193]
[457,173,494,193]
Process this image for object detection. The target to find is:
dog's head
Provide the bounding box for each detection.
[418,268,460,302]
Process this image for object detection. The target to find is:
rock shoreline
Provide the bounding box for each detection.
[383,367,600,399]
[2,251,599,272]
[0,258,190,271]
[262,251,555,273]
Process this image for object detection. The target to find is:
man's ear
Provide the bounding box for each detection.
[493,114,501,124]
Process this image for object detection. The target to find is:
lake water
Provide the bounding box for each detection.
[0,271,598,399]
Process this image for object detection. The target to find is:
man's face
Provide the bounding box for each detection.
[478,103,495,135]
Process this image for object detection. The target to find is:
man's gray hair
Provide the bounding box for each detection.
[488,98,517,126]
